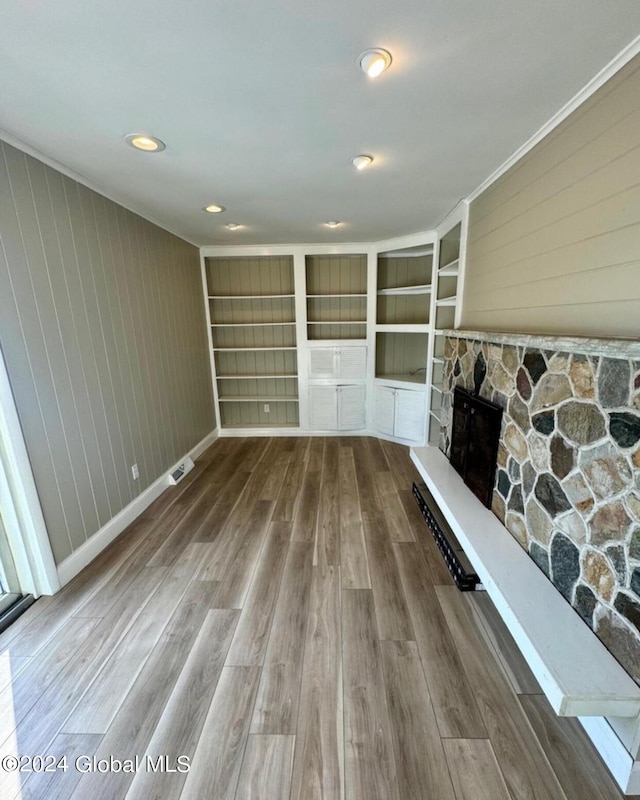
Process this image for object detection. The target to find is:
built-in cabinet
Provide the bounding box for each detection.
[201,210,466,441]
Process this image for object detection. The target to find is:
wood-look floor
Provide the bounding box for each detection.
[0,436,637,800]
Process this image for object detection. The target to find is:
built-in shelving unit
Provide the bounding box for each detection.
[428,206,466,444]
[205,255,299,429]
[372,246,433,443]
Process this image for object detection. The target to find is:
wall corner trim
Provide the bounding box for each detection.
[579,715,640,794]
[55,428,218,587]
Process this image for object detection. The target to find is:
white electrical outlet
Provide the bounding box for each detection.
[131,463,139,480]
[264,403,270,413]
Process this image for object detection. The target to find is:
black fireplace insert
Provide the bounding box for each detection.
[449,386,502,508]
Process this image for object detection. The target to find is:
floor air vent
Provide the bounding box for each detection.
[412,481,482,592]
[168,456,195,485]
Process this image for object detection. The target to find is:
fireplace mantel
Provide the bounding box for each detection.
[441,328,640,358]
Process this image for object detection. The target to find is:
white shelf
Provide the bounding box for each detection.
[307,293,367,298]
[218,396,298,403]
[209,294,295,300]
[377,284,431,296]
[211,322,295,327]
[410,446,640,719]
[213,347,297,352]
[374,374,427,387]
[217,374,297,380]
[429,409,442,422]
[431,385,442,394]
[307,320,366,325]
[436,295,457,307]
[432,356,445,364]
[438,258,460,277]
[375,323,429,333]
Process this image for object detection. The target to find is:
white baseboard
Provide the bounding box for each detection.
[56,429,218,587]
[579,715,640,794]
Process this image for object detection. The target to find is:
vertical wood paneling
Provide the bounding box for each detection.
[463,56,640,337]
[0,139,214,564]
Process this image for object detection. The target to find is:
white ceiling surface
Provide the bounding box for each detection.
[1,1,640,246]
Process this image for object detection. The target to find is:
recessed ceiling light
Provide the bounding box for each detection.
[203,204,226,213]
[325,221,341,228]
[124,134,166,152]
[226,223,241,230]
[358,48,392,78]
[351,154,373,170]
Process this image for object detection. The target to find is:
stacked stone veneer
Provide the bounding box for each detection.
[440,334,640,684]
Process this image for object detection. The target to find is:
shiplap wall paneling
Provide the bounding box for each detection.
[0,140,213,563]
[219,401,299,428]
[306,255,367,341]
[463,54,640,337]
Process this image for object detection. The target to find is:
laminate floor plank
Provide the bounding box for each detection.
[519,693,637,800]
[0,566,168,800]
[192,469,253,544]
[291,469,320,543]
[212,500,276,609]
[374,472,415,542]
[381,640,456,800]
[68,581,217,800]
[339,447,370,589]
[178,666,261,800]
[363,515,414,641]
[125,609,239,800]
[0,616,98,743]
[307,437,325,472]
[443,738,512,800]
[435,585,569,800]
[378,440,421,491]
[397,490,454,585]
[0,653,31,693]
[351,438,383,516]
[250,541,313,734]
[290,566,343,800]
[273,457,304,522]
[394,543,487,738]
[466,592,541,695]
[19,733,103,800]
[342,589,399,800]
[364,435,391,472]
[234,734,295,800]
[315,439,340,566]
[225,522,291,665]
[63,543,210,735]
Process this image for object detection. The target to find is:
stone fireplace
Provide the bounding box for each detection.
[439,329,640,686]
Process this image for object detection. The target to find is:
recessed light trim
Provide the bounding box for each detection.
[225,222,241,230]
[358,48,392,78]
[325,221,341,228]
[351,154,373,171]
[124,133,166,152]
[203,204,226,214]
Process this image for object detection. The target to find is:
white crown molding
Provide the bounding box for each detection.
[466,34,640,204]
[0,128,201,249]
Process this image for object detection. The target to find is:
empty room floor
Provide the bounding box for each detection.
[0,436,635,800]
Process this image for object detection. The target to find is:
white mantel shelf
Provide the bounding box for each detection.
[442,328,640,358]
[411,445,640,719]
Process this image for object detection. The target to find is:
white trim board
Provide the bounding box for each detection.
[579,716,640,795]
[56,429,218,587]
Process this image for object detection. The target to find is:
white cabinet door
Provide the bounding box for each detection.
[394,388,426,442]
[338,385,366,430]
[336,346,367,379]
[309,385,338,429]
[374,385,396,436]
[308,346,367,379]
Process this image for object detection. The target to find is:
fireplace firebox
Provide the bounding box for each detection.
[449,386,502,508]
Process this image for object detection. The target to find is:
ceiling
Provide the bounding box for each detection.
[2,1,640,247]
